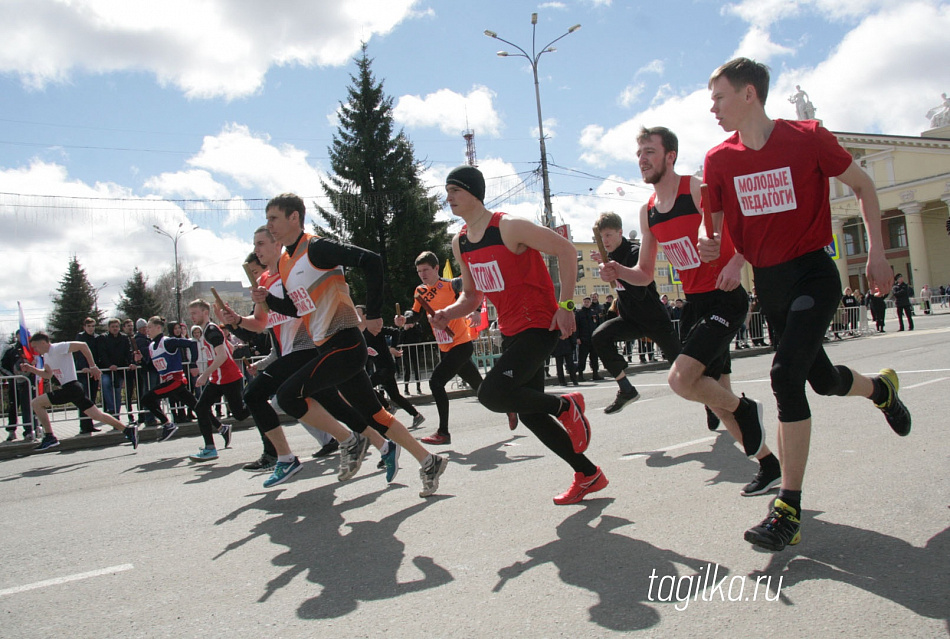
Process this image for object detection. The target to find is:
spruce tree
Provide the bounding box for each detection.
[115,268,161,323]
[316,44,451,316]
[47,256,102,342]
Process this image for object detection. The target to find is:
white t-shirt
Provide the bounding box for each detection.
[44,342,79,384]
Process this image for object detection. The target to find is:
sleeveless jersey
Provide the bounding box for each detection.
[278,233,358,345]
[647,175,736,295]
[412,278,472,352]
[259,270,312,357]
[149,336,187,384]
[458,211,555,336]
[198,322,242,385]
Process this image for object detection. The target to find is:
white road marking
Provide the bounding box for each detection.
[0,564,133,597]
[621,436,718,460]
[903,377,949,390]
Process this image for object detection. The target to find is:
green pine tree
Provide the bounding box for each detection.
[115,268,161,323]
[47,256,103,342]
[315,44,451,317]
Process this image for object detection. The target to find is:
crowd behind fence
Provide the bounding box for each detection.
[3,297,948,438]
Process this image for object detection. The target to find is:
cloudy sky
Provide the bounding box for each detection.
[2,0,948,334]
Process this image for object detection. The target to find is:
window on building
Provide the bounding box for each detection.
[574,285,587,297]
[592,267,601,279]
[887,218,907,249]
[657,250,666,262]
[594,285,611,296]
[843,224,864,256]
[656,266,669,279]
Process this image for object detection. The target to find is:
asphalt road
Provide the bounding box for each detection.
[1,314,948,638]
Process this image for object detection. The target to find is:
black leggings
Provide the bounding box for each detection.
[371,368,418,417]
[276,327,390,436]
[593,310,681,379]
[429,341,483,435]
[197,378,249,447]
[478,328,596,475]
[755,250,854,423]
[142,377,197,425]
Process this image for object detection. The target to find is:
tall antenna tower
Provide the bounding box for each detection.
[463,116,478,167]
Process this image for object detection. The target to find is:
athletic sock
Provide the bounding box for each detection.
[277,454,295,463]
[617,377,634,393]
[422,453,435,468]
[777,489,802,515]
[341,433,357,447]
[869,377,889,405]
[380,441,391,455]
[758,452,780,471]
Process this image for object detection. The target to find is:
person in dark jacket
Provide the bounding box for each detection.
[75,317,101,433]
[574,297,602,381]
[97,318,135,420]
[891,273,914,331]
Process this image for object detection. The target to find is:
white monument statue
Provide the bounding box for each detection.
[788,85,816,120]
[925,93,950,129]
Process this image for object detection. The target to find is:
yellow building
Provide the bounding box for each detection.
[572,240,684,304]
[830,126,950,294]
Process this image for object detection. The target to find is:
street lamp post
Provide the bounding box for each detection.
[93,281,109,319]
[485,13,581,296]
[153,223,198,321]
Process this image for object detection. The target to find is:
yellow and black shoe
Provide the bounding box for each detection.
[875,368,911,437]
[744,498,801,551]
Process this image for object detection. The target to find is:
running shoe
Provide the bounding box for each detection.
[157,422,178,443]
[741,463,782,496]
[5,430,16,442]
[705,406,720,431]
[507,413,519,430]
[419,454,447,497]
[744,498,801,551]
[22,431,35,443]
[556,392,591,454]
[123,426,139,450]
[220,423,232,449]
[381,441,401,483]
[189,447,218,462]
[874,368,911,436]
[312,440,340,458]
[263,457,303,488]
[338,433,370,481]
[36,434,59,451]
[243,453,277,472]
[732,394,764,457]
[553,467,609,505]
[412,413,426,429]
[603,388,640,415]
[421,432,451,445]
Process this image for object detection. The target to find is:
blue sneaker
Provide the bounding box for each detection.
[263,457,303,488]
[123,426,139,450]
[36,434,60,451]
[381,441,401,483]
[189,447,218,462]
[220,423,232,448]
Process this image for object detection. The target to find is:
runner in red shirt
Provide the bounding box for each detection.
[701,57,910,552]
[429,165,606,505]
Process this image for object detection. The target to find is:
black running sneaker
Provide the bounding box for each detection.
[741,462,781,496]
[312,440,340,458]
[705,406,720,431]
[243,454,277,472]
[874,368,911,437]
[604,388,640,415]
[123,426,139,450]
[744,498,801,551]
[733,395,764,457]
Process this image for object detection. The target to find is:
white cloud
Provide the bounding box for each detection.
[0,161,252,333]
[394,86,503,137]
[144,169,231,200]
[532,118,558,140]
[618,84,645,108]
[635,60,665,76]
[539,2,567,9]
[0,0,424,99]
[732,26,795,62]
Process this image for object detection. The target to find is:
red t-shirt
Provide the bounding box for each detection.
[458,212,555,336]
[647,175,735,294]
[703,119,852,268]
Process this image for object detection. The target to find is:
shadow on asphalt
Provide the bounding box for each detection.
[493,498,729,631]
[442,434,544,472]
[214,478,453,619]
[750,514,949,623]
[628,431,761,489]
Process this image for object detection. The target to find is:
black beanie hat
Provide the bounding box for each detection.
[446,165,485,203]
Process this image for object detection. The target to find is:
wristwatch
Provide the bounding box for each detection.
[558,300,576,311]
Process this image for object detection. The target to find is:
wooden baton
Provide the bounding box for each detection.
[242,262,268,311]
[415,294,454,337]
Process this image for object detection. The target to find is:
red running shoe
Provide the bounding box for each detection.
[557,392,590,453]
[553,467,608,505]
[507,413,518,430]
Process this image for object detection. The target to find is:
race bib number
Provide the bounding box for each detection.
[660,236,701,271]
[288,287,317,315]
[266,310,295,328]
[734,167,797,217]
[153,358,167,372]
[433,328,453,345]
[52,368,63,381]
[469,261,505,293]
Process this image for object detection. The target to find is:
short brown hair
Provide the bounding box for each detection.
[594,212,623,233]
[188,299,211,312]
[637,126,678,161]
[266,193,306,229]
[414,251,439,269]
[708,57,770,105]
